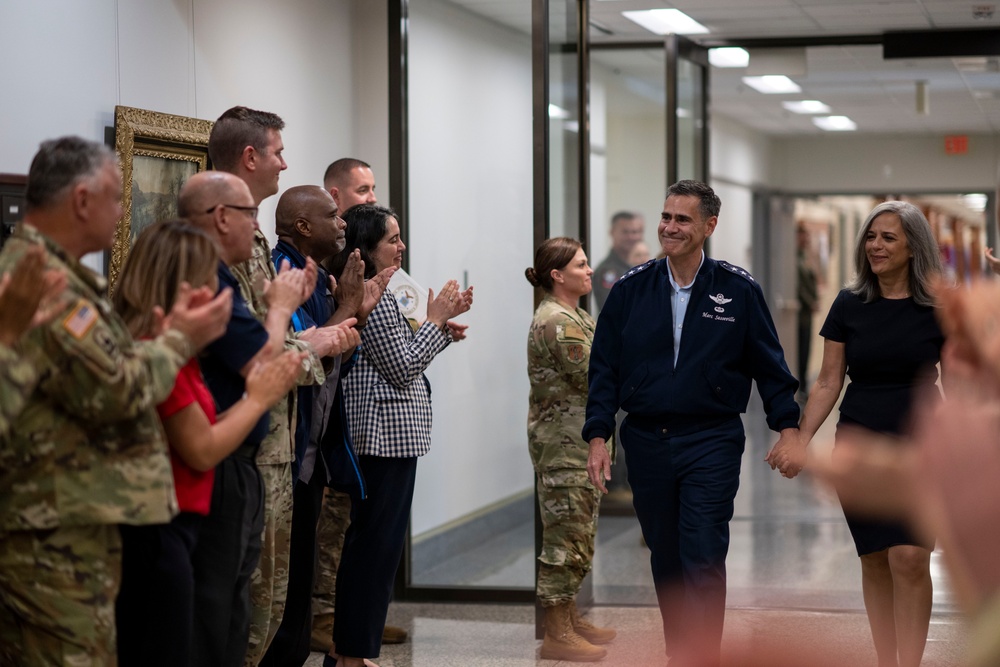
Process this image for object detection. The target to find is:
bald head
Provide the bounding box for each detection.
[276,185,345,263]
[178,171,258,265]
[179,171,250,221]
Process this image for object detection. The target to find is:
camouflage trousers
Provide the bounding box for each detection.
[536,470,601,607]
[245,462,293,666]
[311,488,352,618]
[0,524,121,667]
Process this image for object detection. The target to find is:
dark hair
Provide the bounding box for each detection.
[666,180,721,220]
[525,237,582,292]
[208,106,285,173]
[847,200,941,306]
[323,158,371,190]
[330,204,397,280]
[113,219,219,338]
[25,136,116,212]
[610,211,640,228]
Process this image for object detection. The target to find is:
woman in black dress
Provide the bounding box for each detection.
[769,201,944,667]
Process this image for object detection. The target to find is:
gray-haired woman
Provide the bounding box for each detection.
[768,200,945,667]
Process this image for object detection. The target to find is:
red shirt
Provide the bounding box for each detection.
[157,358,217,515]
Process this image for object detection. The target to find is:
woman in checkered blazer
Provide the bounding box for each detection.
[325,204,473,667]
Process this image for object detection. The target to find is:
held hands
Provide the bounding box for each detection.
[244,349,310,411]
[587,438,612,494]
[425,280,473,329]
[264,259,310,314]
[765,428,807,478]
[0,246,67,347]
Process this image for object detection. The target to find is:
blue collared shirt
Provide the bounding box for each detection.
[666,251,705,368]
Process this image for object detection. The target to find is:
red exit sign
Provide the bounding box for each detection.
[945,135,969,155]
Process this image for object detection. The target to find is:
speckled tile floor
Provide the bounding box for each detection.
[303,603,969,666]
[304,398,972,665]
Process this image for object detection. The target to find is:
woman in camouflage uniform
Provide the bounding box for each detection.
[525,237,616,663]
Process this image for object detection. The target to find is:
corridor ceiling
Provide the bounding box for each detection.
[446,0,1000,135]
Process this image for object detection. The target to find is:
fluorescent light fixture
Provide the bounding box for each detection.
[708,47,749,68]
[964,193,988,211]
[742,75,801,94]
[548,104,571,119]
[782,100,831,114]
[813,116,857,131]
[622,9,709,35]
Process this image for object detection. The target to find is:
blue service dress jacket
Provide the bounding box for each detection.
[582,256,800,443]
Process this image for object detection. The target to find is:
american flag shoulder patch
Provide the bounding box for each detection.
[62,300,98,340]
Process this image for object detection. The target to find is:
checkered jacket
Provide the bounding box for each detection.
[344,291,451,458]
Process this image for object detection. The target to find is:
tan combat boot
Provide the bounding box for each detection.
[569,600,617,645]
[310,613,334,653]
[381,624,408,644]
[540,602,607,662]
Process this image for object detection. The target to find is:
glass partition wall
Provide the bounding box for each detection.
[390,0,708,605]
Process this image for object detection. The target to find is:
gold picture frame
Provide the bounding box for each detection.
[110,105,214,285]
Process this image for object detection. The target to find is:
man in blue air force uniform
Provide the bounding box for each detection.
[585,180,799,667]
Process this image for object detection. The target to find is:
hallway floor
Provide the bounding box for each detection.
[304,603,968,666]
[305,398,971,665]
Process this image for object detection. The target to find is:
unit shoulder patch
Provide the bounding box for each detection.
[719,261,756,284]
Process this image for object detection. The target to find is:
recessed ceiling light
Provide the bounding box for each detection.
[813,116,857,131]
[709,48,749,68]
[742,75,801,94]
[622,9,709,35]
[782,100,831,114]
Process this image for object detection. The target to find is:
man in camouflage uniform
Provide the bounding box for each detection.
[0,136,230,666]
[527,282,616,662]
[0,244,63,438]
[208,107,351,665]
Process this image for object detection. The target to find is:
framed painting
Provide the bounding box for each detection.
[109,105,214,285]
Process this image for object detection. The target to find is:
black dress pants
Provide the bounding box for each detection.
[333,455,417,658]
[116,512,202,667]
[191,454,265,667]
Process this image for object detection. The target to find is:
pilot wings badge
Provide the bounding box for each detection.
[709,293,732,313]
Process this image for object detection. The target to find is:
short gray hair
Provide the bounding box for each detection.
[26,136,115,212]
[847,200,941,306]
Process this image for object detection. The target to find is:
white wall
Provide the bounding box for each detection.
[773,133,1000,193]
[407,0,535,536]
[709,114,774,272]
[0,0,359,267]
[597,62,668,262]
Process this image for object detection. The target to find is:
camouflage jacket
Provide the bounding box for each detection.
[0,224,184,531]
[527,295,609,481]
[229,230,324,465]
[0,344,37,440]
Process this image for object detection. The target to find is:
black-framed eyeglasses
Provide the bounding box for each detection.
[206,204,258,220]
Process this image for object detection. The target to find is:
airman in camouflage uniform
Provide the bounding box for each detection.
[0,136,228,666]
[528,294,608,607]
[231,229,324,665]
